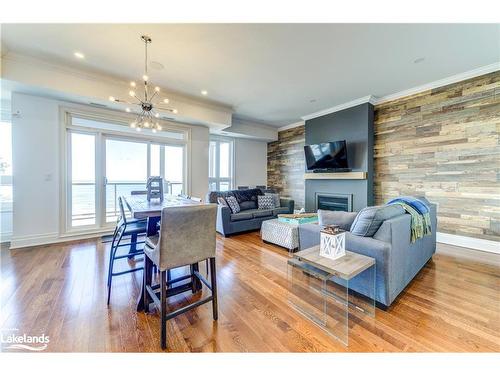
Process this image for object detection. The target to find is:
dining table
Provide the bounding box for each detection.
[123,194,204,312]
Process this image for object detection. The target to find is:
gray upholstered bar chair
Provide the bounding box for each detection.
[142,204,218,349]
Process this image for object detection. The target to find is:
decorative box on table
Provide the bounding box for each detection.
[320,225,346,260]
[278,213,318,225]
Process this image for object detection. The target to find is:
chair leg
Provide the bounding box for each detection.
[107,244,118,305]
[143,255,153,313]
[209,257,218,321]
[206,259,209,276]
[107,227,120,288]
[107,228,124,305]
[190,264,196,293]
[160,270,167,350]
[128,233,138,259]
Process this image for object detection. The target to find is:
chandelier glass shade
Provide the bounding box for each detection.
[108,35,177,132]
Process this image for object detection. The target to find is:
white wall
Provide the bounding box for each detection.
[11,93,61,245]
[190,126,210,200]
[10,92,211,248]
[234,138,268,188]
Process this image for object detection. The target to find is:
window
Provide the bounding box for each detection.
[69,132,96,227]
[164,145,184,196]
[65,113,188,232]
[0,121,13,240]
[209,137,234,191]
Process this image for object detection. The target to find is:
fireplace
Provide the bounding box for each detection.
[315,193,352,212]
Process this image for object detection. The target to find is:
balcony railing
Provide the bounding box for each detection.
[71,181,184,226]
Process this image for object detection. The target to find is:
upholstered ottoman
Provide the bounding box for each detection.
[261,219,299,252]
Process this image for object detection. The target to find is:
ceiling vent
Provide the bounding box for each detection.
[89,102,108,108]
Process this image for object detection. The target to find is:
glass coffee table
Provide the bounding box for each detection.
[287,245,376,346]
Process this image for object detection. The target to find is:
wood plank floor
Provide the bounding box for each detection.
[1,232,499,352]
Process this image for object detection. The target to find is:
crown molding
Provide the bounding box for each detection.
[373,62,500,105]
[278,120,305,132]
[301,95,376,121]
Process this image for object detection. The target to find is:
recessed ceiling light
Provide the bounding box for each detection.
[74,51,85,59]
[201,90,208,96]
[414,57,425,64]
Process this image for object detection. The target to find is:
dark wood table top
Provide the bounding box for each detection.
[124,194,201,219]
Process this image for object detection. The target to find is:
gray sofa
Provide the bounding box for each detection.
[298,198,437,308]
[206,188,294,236]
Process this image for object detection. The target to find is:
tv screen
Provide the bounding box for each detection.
[304,141,348,170]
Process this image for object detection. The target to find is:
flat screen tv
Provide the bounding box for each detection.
[304,141,349,171]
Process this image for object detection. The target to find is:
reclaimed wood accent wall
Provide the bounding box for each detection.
[374,71,500,241]
[267,126,306,209]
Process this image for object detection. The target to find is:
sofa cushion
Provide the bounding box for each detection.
[252,209,274,218]
[350,205,405,237]
[217,197,228,207]
[273,207,289,216]
[225,196,241,214]
[239,200,257,210]
[232,188,264,204]
[258,195,275,210]
[230,211,254,221]
[318,209,358,230]
[265,192,281,207]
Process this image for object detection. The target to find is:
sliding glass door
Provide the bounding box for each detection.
[65,114,188,233]
[69,132,97,227]
[105,138,148,223]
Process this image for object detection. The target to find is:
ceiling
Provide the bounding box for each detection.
[1,23,499,127]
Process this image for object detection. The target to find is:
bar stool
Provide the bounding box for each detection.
[107,196,148,305]
[142,204,218,349]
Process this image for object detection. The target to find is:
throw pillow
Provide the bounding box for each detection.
[265,192,281,208]
[217,197,228,207]
[350,205,405,237]
[318,209,358,231]
[225,196,241,214]
[258,195,275,210]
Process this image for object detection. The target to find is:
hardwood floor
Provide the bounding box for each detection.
[1,232,499,352]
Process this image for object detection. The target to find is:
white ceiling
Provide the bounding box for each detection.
[2,23,499,127]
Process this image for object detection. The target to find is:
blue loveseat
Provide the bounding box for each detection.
[206,188,294,236]
[298,198,437,308]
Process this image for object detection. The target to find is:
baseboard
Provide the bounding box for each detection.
[436,232,499,254]
[9,229,113,249]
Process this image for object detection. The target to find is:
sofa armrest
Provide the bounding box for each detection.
[298,223,322,250]
[216,205,232,236]
[279,197,294,214]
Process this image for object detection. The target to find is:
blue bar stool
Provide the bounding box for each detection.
[107,196,148,305]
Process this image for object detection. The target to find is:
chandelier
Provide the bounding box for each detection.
[108,35,177,132]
